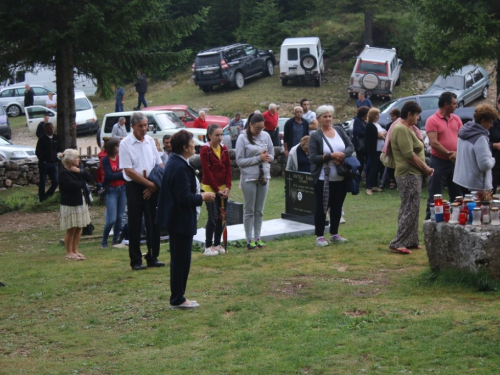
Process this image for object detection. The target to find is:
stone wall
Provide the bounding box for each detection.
[423,221,500,280]
[0,160,40,189]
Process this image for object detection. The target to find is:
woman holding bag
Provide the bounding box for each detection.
[309,105,354,247]
[200,124,232,256]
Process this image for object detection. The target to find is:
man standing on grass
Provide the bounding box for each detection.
[119,112,164,271]
[425,92,462,220]
[24,84,34,107]
[300,98,318,131]
[114,84,125,112]
[356,92,373,108]
[35,122,61,202]
[283,106,309,158]
[133,71,148,110]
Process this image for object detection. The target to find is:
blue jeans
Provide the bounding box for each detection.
[38,162,58,202]
[101,185,126,246]
[137,93,147,109]
[115,100,123,112]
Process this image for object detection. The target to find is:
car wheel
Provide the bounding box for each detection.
[482,86,489,99]
[361,73,379,90]
[281,78,288,86]
[265,60,274,76]
[7,104,21,117]
[458,101,464,108]
[300,54,317,71]
[235,72,245,89]
[201,85,213,93]
[315,73,321,87]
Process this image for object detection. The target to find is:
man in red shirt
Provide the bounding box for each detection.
[262,103,280,146]
[424,92,463,220]
[193,110,208,129]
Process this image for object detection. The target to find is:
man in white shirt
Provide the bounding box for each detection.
[119,112,164,271]
[300,98,318,131]
[111,117,127,139]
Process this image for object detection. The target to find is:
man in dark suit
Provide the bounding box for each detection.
[35,122,61,202]
[24,84,34,107]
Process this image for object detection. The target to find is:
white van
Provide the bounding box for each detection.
[1,65,97,96]
[25,91,99,135]
[279,37,324,87]
[100,110,207,148]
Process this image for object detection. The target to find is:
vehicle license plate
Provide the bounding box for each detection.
[289,68,297,75]
[203,71,214,75]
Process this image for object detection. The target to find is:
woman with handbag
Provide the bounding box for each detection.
[100,138,126,249]
[309,105,354,247]
[58,149,93,260]
[200,124,232,256]
[235,113,274,250]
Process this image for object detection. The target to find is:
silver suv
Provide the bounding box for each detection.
[348,45,402,99]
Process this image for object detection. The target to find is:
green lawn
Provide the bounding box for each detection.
[1,178,499,374]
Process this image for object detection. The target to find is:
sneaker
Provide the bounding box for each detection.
[214,245,226,254]
[247,241,256,250]
[316,237,329,247]
[204,246,219,256]
[100,244,108,249]
[330,234,348,243]
[255,239,266,248]
[339,216,346,224]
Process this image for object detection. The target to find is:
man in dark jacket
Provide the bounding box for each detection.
[133,70,148,110]
[35,122,61,202]
[24,84,34,107]
[283,106,309,157]
[36,114,50,139]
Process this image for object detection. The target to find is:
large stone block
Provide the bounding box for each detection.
[423,221,500,279]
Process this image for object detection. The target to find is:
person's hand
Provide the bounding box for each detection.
[143,183,158,199]
[202,192,216,202]
[260,150,270,163]
[70,166,81,173]
[284,149,289,158]
[493,142,500,151]
[219,188,230,199]
[331,152,345,161]
[448,151,457,163]
[425,167,434,177]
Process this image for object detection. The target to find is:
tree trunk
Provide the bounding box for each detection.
[55,44,76,151]
[364,10,373,46]
[496,56,500,100]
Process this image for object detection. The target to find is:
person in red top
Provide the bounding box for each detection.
[200,124,232,256]
[424,92,463,219]
[101,137,127,248]
[262,103,280,146]
[193,110,208,129]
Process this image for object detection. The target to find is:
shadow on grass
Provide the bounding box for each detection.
[418,268,500,292]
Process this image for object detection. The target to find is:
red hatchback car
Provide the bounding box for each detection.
[145,105,229,128]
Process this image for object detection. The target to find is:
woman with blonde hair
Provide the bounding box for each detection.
[58,149,93,260]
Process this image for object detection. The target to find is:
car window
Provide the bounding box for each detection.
[396,97,416,110]
[32,87,49,95]
[187,107,198,118]
[473,70,484,83]
[287,48,298,61]
[27,107,55,119]
[195,53,220,66]
[379,99,398,113]
[465,74,473,89]
[75,98,91,111]
[104,116,130,133]
[0,137,12,146]
[173,110,186,119]
[299,48,310,58]
[14,89,24,97]
[156,113,179,130]
[147,116,159,131]
[433,75,464,90]
[244,46,257,57]
[164,113,184,128]
[419,97,439,111]
[355,61,388,76]
[0,89,12,97]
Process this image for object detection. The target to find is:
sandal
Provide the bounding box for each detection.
[407,245,423,250]
[372,187,384,192]
[389,247,412,254]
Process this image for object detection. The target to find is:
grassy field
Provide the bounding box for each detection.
[1,177,500,374]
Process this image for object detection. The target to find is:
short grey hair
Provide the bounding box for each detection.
[58,149,79,167]
[130,112,146,126]
[269,103,277,110]
[199,110,205,115]
[316,105,334,119]
[294,106,303,113]
[119,117,126,122]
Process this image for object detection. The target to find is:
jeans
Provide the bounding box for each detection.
[101,185,126,246]
[115,100,123,112]
[241,180,269,240]
[314,179,347,237]
[425,156,462,219]
[38,162,58,202]
[137,93,147,109]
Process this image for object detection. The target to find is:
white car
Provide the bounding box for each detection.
[0,136,38,162]
[279,37,324,87]
[25,90,99,135]
[0,84,55,117]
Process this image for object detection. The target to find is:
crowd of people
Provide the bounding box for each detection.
[27,89,500,308]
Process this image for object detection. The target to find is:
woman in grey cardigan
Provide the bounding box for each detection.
[309,105,354,247]
[453,104,497,192]
[235,113,274,250]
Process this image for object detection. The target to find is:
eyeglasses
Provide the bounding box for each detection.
[253,126,265,130]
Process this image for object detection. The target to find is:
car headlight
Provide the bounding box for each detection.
[11,151,27,157]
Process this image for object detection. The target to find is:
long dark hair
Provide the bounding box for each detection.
[245,113,265,145]
[206,124,221,142]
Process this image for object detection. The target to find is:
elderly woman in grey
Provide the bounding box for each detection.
[309,105,353,247]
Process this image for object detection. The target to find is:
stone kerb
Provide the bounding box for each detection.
[423,221,500,280]
[0,160,40,188]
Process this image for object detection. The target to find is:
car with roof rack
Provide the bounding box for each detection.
[348,45,403,100]
[192,43,276,93]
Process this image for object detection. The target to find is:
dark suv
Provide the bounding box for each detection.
[192,43,276,93]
